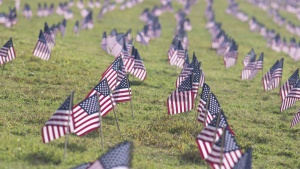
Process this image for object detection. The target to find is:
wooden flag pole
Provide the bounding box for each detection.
[96,93,104,150]
[126,74,134,119]
[202,93,211,130]
[64,90,74,161]
[2,56,7,75]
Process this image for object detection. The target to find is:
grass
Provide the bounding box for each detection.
[0,0,300,168]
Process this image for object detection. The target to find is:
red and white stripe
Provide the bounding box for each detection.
[33,41,51,60]
[86,90,115,117]
[167,90,194,115]
[291,109,300,128]
[196,126,223,159]
[72,104,100,136]
[112,88,132,103]
[207,148,242,169]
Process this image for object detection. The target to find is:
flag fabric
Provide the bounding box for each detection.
[72,94,100,136]
[102,57,121,90]
[206,128,242,169]
[42,94,73,143]
[241,53,256,80]
[136,31,148,46]
[196,117,224,160]
[0,38,16,64]
[101,31,107,51]
[44,22,55,50]
[33,30,51,60]
[110,34,123,57]
[86,78,115,116]
[123,46,135,73]
[233,148,252,169]
[243,48,256,67]
[112,76,131,103]
[192,63,201,97]
[88,141,132,169]
[130,48,147,81]
[291,109,300,128]
[73,20,79,34]
[280,69,299,102]
[197,83,211,123]
[262,58,284,91]
[223,42,238,69]
[167,74,194,115]
[60,19,67,37]
[248,52,264,80]
[280,79,300,112]
[198,92,220,126]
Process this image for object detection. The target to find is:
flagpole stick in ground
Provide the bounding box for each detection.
[202,93,211,130]
[64,91,74,161]
[126,74,134,119]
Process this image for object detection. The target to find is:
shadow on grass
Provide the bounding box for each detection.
[24,151,61,165]
[57,142,87,152]
[178,150,206,166]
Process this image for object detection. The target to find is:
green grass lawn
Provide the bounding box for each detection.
[1,0,300,168]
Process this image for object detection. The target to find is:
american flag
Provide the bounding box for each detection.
[241,53,256,80]
[72,94,100,136]
[196,117,224,160]
[136,31,148,46]
[206,128,242,169]
[243,48,256,67]
[168,37,178,61]
[122,45,134,73]
[86,78,114,116]
[43,22,55,50]
[112,76,131,103]
[88,141,132,169]
[167,74,194,115]
[233,148,252,169]
[102,57,121,90]
[101,31,107,51]
[223,42,238,69]
[110,34,123,57]
[248,52,264,80]
[280,69,299,102]
[59,19,67,37]
[126,38,133,54]
[280,79,300,112]
[197,83,211,123]
[291,109,300,128]
[22,3,32,19]
[73,20,79,34]
[203,93,221,127]
[0,38,16,65]
[33,30,51,60]
[262,58,284,91]
[42,94,74,143]
[192,63,201,97]
[130,48,147,81]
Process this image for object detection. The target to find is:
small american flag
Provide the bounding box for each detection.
[86,78,114,116]
[243,48,256,67]
[59,19,67,37]
[130,48,147,81]
[280,79,300,112]
[101,31,107,51]
[22,3,32,19]
[44,22,55,50]
[72,94,100,136]
[291,109,300,128]
[206,128,242,169]
[241,53,256,80]
[102,57,122,90]
[223,41,238,69]
[248,52,264,80]
[0,38,16,64]
[280,69,299,102]
[197,83,211,123]
[42,94,74,143]
[73,20,79,34]
[262,58,283,91]
[112,76,131,103]
[88,141,132,169]
[167,74,194,115]
[33,30,51,60]
[233,148,252,169]
[196,117,224,160]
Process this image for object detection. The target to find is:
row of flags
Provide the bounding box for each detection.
[206,4,239,69]
[101,28,147,81]
[0,7,17,28]
[42,54,138,143]
[226,0,249,22]
[229,0,300,129]
[33,20,67,60]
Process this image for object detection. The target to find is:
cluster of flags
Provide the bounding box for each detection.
[37,3,55,17]
[71,141,132,169]
[241,48,264,80]
[33,20,67,60]
[56,1,75,20]
[0,7,17,28]
[226,0,249,22]
[102,28,147,81]
[97,1,117,19]
[119,0,144,11]
[76,0,102,10]
[196,82,252,168]
[205,3,239,69]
